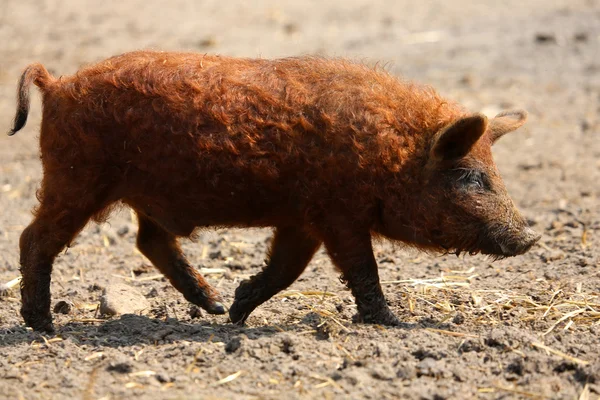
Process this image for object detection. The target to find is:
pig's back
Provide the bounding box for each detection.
[42,52,464,224]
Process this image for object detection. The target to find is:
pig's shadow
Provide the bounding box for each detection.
[0,314,278,348]
[0,313,456,349]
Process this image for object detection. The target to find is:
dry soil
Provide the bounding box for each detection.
[0,1,599,399]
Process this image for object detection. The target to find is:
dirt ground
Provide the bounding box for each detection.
[0,0,599,399]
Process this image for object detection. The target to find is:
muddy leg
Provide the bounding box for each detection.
[136,213,225,314]
[20,205,97,332]
[324,230,400,326]
[229,226,321,324]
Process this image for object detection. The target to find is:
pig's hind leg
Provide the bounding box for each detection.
[135,213,226,314]
[20,175,112,332]
[324,230,401,326]
[229,226,321,324]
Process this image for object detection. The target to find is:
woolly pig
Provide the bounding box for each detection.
[8,51,540,331]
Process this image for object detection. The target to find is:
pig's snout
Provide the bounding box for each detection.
[499,226,541,256]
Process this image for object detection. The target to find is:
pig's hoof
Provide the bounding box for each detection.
[204,301,227,315]
[229,279,256,324]
[39,322,56,333]
[228,302,249,325]
[22,313,55,333]
[355,310,402,327]
[187,288,227,315]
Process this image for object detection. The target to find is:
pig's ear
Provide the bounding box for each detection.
[489,109,528,144]
[430,114,488,161]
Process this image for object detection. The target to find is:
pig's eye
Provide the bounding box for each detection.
[457,169,488,191]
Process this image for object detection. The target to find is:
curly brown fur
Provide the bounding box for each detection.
[9,51,539,330]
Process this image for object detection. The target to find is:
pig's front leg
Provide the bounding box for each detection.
[324,229,400,326]
[229,226,321,325]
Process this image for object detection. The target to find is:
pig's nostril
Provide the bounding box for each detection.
[499,228,541,256]
[520,229,541,253]
[525,228,541,244]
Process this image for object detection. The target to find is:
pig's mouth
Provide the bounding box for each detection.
[436,227,540,259]
[476,227,540,258]
[434,232,495,258]
[497,233,540,256]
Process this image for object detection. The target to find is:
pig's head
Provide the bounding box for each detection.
[377,110,540,258]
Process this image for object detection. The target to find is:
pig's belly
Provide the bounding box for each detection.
[122,184,288,236]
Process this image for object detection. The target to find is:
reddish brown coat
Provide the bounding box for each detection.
[9,51,538,331]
